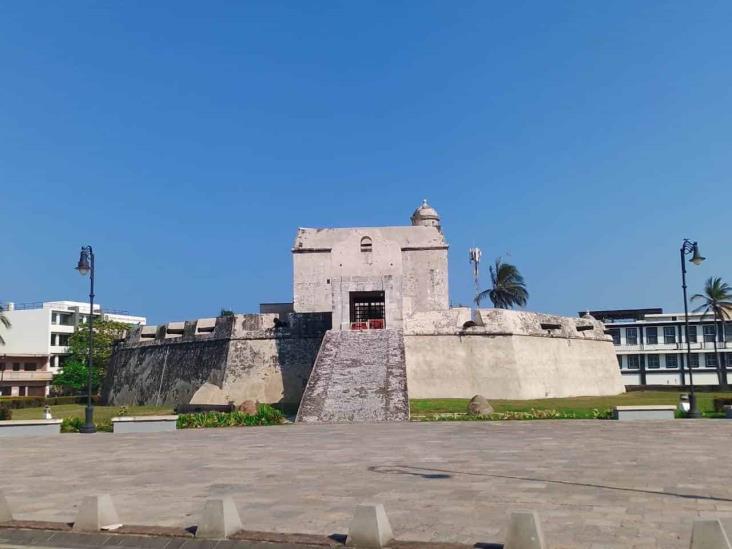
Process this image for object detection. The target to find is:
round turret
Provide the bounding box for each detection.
[410,199,441,231]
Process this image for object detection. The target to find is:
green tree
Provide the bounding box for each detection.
[692,276,732,389]
[476,258,529,309]
[219,308,235,317]
[54,318,131,393]
[0,304,10,345]
[51,360,103,393]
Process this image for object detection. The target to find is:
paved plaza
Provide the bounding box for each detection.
[2,420,732,548]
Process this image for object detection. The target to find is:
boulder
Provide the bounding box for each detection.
[237,400,258,415]
[467,395,494,416]
[189,383,228,406]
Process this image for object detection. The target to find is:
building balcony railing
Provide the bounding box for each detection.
[616,342,729,352]
[0,371,54,382]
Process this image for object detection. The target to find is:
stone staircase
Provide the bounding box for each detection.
[296,329,409,423]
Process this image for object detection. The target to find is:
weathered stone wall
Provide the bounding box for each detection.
[103,313,330,407]
[404,308,626,400]
[292,226,449,328]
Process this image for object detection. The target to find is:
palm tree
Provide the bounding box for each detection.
[0,304,11,345]
[692,277,732,390]
[476,258,529,309]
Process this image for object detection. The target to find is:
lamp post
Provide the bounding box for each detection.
[680,239,705,419]
[75,245,96,433]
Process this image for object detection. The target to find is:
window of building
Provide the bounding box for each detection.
[688,354,700,368]
[646,327,658,344]
[687,325,698,343]
[627,355,640,370]
[665,354,678,369]
[663,326,676,344]
[50,334,56,346]
[608,329,620,345]
[360,236,373,252]
[12,363,20,371]
[57,334,70,346]
[703,325,716,343]
[617,356,623,369]
[0,362,4,371]
[24,363,37,371]
[647,354,660,369]
[626,327,638,345]
[725,324,732,342]
[705,353,718,368]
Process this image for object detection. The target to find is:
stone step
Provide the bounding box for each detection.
[295,329,409,423]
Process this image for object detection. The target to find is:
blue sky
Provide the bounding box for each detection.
[1,1,730,324]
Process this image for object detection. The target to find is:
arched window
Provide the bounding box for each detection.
[360,236,373,252]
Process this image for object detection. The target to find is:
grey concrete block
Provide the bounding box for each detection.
[196,497,242,539]
[0,491,13,522]
[111,416,178,433]
[346,503,394,548]
[613,405,676,421]
[73,494,122,532]
[0,419,62,437]
[504,511,546,549]
[690,519,732,549]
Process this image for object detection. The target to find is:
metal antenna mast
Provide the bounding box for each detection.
[469,247,482,304]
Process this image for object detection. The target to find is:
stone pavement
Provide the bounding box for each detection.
[2,420,732,548]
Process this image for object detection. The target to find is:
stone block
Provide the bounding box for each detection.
[111,415,178,433]
[0,491,13,522]
[690,519,732,549]
[504,511,546,549]
[73,494,122,532]
[346,503,394,548]
[613,405,676,421]
[196,497,243,539]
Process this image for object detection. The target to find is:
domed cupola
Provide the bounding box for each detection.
[410,199,441,231]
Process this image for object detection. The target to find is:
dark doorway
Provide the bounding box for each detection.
[349,291,385,326]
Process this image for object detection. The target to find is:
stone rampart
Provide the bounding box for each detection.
[103,313,331,407]
[404,308,625,400]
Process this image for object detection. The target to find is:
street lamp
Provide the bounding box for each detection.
[75,245,96,433]
[680,239,705,418]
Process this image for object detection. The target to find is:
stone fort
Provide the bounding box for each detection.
[104,201,624,421]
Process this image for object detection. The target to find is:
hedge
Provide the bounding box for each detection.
[0,395,101,410]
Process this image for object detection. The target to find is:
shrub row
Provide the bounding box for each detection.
[177,404,284,429]
[413,408,615,422]
[0,395,101,410]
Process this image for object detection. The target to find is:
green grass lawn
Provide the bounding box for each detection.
[410,391,732,418]
[11,404,173,422]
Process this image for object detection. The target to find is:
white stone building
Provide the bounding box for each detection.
[106,200,625,420]
[589,308,732,386]
[293,200,449,330]
[1,301,146,383]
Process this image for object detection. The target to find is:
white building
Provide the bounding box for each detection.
[1,301,146,380]
[587,308,732,386]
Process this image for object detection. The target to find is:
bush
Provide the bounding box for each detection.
[60,417,113,433]
[0,404,12,420]
[61,417,84,432]
[177,404,283,429]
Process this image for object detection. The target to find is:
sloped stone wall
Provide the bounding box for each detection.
[103,313,330,407]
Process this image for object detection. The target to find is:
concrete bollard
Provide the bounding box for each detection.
[690,519,732,549]
[72,494,122,532]
[196,497,243,539]
[504,511,546,549]
[0,492,13,522]
[346,503,394,548]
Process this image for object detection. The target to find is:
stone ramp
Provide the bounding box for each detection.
[296,329,409,423]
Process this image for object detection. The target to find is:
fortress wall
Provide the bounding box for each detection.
[103,313,330,407]
[404,308,626,400]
